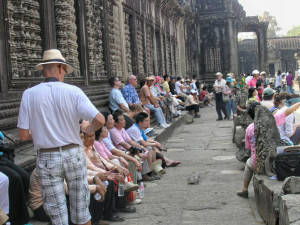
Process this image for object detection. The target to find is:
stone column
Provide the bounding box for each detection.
[0,0,9,93]
[257,23,268,73]
[293,52,300,91]
[228,19,238,76]
[177,19,186,77]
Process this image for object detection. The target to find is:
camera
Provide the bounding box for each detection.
[128,146,143,155]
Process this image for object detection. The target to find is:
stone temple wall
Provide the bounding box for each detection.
[0,0,196,93]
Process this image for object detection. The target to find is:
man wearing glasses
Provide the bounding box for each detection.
[108,76,130,113]
[18,49,105,225]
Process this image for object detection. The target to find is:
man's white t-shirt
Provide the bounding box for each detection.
[17,82,99,150]
[213,79,226,93]
[126,125,143,144]
[175,81,182,94]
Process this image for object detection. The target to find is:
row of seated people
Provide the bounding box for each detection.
[236,88,300,198]
[0,104,180,224]
[109,74,211,129]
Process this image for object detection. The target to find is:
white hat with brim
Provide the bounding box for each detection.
[215,72,223,76]
[35,49,74,74]
[252,70,260,75]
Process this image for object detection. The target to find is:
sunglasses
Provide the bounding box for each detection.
[58,65,68,74]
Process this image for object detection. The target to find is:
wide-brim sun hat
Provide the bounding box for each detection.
[215,72,223,76]
[146,76,154,81]
[35,49,74,74]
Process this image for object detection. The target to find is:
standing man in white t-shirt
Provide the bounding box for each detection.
[213,72,227,120]
[17,49,105,225]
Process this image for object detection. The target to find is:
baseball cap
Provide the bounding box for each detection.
[190,89,197,94]
[263,87,275,96]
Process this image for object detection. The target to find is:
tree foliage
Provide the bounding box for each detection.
[287,25,300,37]
[258,11,281,38]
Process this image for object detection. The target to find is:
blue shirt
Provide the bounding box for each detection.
[134,123,147,141]
[109,88,129,112]
[121,84,140,105]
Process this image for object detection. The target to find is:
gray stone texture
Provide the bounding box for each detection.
[254,105,281,175]
[282,176,300,194]
[279,195,300,225]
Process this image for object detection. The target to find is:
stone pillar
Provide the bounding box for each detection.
[177,19,186,77]
[293,52,300,91]
[257,23,268,73]
[0,0,9,93]
[228,19,238,76]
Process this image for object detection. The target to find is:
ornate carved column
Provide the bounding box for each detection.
[228,18,238,76]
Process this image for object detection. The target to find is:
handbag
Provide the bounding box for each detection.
[275,146,300,181]
[222,93,230,102]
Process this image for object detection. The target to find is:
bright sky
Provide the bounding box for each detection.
[238,0,300,35]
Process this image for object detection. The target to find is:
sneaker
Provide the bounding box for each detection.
[237,190,248,198]
[129,198,142,205]
[172,113,180,118]
[124,182,139,193]
[216,118,223,121]
[142,174,154,181]
[149,172,161,180]
[168,118,175,123]
[194,114,201,118]
[177,105,185,110]
[146,130,158,137]
[158,123,170,129]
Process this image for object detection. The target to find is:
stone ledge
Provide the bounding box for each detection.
[253,175,300,225]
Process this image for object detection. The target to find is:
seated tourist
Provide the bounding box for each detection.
[261,87,275,110]
[162,75,181,117]
[100,111,142,172]
[121,75,152,129]
[0,142,30,225]
[185,90,201,118]
[237,101,300,198]
[175,76,189,100]
[0,172,9,221]
[127,112,180,168]
[109,110,155,181]
[139,77,170,128]
[246,87,259,106]
[199,86,212,106]
[108,76,129,112]
[94,127,129,176]
[275,94,300,145]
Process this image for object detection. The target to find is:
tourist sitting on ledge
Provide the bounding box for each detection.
[246,87,259,106]
[185,89,201,118]
[199,86,212,106]
[108,76,129,113]
[237,101,300,198]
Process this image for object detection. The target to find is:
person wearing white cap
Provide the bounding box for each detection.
[246,70,260,88]
[213,72,227,120]
[17,49,105,225]
[184,89,201,118]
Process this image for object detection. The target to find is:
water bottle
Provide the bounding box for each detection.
[138,182,144,198]
[118,183,124,197]
[94,181,109,201]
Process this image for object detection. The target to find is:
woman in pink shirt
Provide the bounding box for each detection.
[94,127,129,176]
[237,101,300,198]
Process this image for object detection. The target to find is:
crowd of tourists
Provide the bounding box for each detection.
[0,49,214,225]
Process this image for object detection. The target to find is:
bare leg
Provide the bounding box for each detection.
[80,220,91,225]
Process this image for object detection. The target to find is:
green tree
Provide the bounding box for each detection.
[258,11,281,38]
[287,25,300,37]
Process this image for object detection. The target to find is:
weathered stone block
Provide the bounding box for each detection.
[187,172,200,185]
[282,176,300,194]
[279,195,300,225]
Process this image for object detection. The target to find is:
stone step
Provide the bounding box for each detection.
[89,94,109,102]
[0,101,20,111]
[0,116,18,131]
[0,108,19,120]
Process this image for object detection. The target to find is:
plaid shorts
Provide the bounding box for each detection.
[36,146,91,225]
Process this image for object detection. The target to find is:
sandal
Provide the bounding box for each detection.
[158,147,168,152]
[166,161,181,167]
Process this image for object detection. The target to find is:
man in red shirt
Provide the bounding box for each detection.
[199,86,212,106]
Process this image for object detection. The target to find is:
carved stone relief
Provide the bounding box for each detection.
[124,12,133,74]
[161,34,165,75]
[146,26,154,75]
[136,19,145,76]
[205,47,221,72]
[54,0,80,77]
[166,36,172,75]
[107,1,122,77]
[7,0,42,78]
[86,0,105,81]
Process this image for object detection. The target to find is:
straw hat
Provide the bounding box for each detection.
[215,72,223,76]
[35,49,74,74]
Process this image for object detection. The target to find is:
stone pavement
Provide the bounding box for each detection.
[108,106,264,225]
[30,106,265,225]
